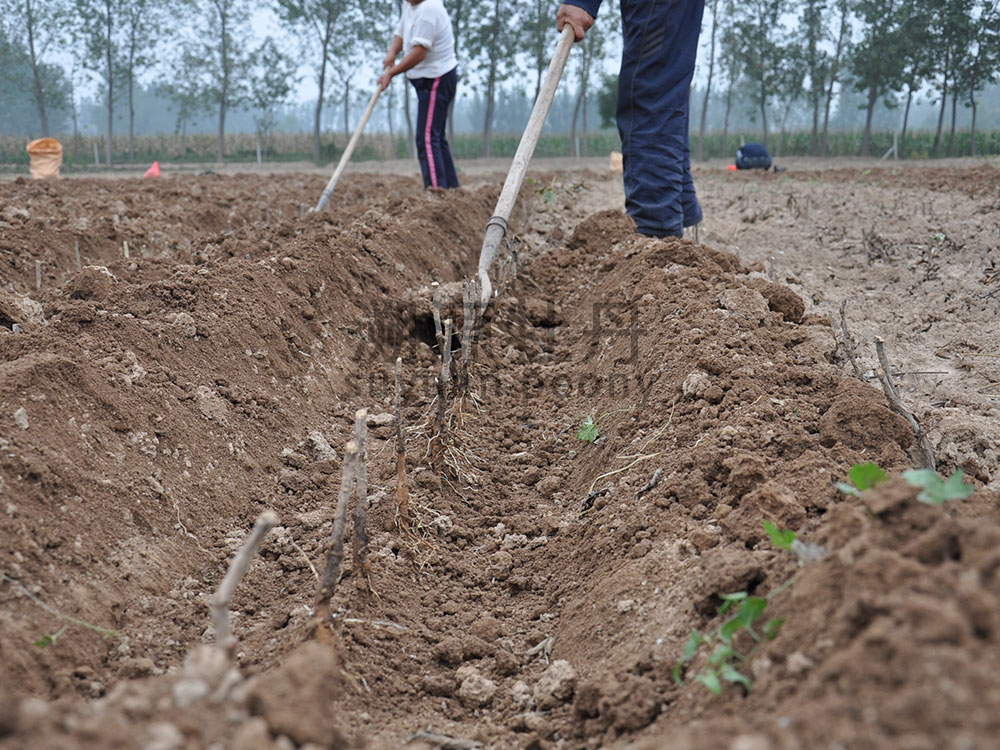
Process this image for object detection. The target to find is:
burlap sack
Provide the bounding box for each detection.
[26,138,63,179]
[609,150,623,173]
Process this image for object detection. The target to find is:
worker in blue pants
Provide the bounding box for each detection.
[557,0,705,238]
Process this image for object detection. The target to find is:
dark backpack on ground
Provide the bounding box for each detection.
[735,142,772,170]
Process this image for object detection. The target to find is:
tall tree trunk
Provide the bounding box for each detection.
[810,89,820,156]
[933,67,948,153]
[483,67,496,157]
[25,0,50,136]
[697,0,719,161]
[314,19,332,164]
[217,4,228,164]
[970,87,977,157]
[105,0,114,167]
[722,79,733,148]
[946,89,957,156]
[387,79,395,148]
[822,1,849,157]
[759,82,769,149]
[534,0,544,100]
[581,64,588,157]
[128,64,135,161]
[862,85,877,156]
[900,87,913,158]
[344,78,351,135]
[570,87,583,157]
[481,4,499,158]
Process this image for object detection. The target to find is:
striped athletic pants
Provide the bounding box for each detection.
[410,67,460,190]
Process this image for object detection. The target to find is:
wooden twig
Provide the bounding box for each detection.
[317,441,358,626]
[212,511,277,654]
[74,238,82,272]
[395,357,410,531]
[459,278,477,392]
[35,260,41,290]
[432,319,453,471]
[352,409,373,594]
[837,299,866,380]
[874,338,936,470]
[636,468,663,499]
[431,281,444,355]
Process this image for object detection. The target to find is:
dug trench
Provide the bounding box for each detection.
[1,173,998,749]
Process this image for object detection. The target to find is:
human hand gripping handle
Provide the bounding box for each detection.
[556,3,595,41]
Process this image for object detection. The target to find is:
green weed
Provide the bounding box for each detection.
[903,468,975,504]
[576,409,627,443]
[762,520,796,550]
[673,590,786,696]
[836,462,887,496]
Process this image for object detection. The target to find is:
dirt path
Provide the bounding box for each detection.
[1,163,998,750]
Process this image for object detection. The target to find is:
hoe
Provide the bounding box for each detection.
[477,25,575,307]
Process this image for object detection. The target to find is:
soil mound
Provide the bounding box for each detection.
[1,171,997,750]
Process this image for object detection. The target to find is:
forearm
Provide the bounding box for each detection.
[384,35,403,64]
[388,45,428,77]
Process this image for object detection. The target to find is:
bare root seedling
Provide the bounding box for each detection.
[874,338,936,470]
[212,511,277,655]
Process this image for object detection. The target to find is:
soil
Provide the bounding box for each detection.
[0,158,998,750]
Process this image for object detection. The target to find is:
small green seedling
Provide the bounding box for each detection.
[578,415,600,442]
[673,591,785,696]
[903,468,975,505]
[34,624,69,648]
[836,462,887,496]
[763,520,796,550]
[576,409,627,443]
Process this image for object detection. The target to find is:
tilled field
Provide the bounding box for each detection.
[0,162,998,750]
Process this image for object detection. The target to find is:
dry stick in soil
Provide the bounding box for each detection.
[432,281,444,355]
[874,338,936,470]
[352,408,375,595]
[432,318,453,472]
[835,298,866,381]
[316,441,358,633]
[459,277,481,397]
[212,511,277,654]
[395,357,411,532]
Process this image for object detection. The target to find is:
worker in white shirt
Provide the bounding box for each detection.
[378,0,460,190]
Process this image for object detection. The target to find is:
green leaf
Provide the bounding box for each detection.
[708,644,735,667]
[836,482,861,497]
[903,469,975,504]
[696,668,723,695]
[848,462,887,491]
[941,470,976,500]
[679,629,702,663]
[718,591,747,615]
[762,520,796,550]
[720,597,768,642]
[763,617,785,640]
[720,663,753,693]
[33,635,54,648]
[577,416,599,443]
[672,662,684,684]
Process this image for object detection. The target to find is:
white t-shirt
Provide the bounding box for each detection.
[395,0,458,79]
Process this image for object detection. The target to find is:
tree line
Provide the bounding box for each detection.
[2,0,998,164]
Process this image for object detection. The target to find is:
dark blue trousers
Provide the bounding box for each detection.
[618,0,704,237]
[411,67,460,189]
